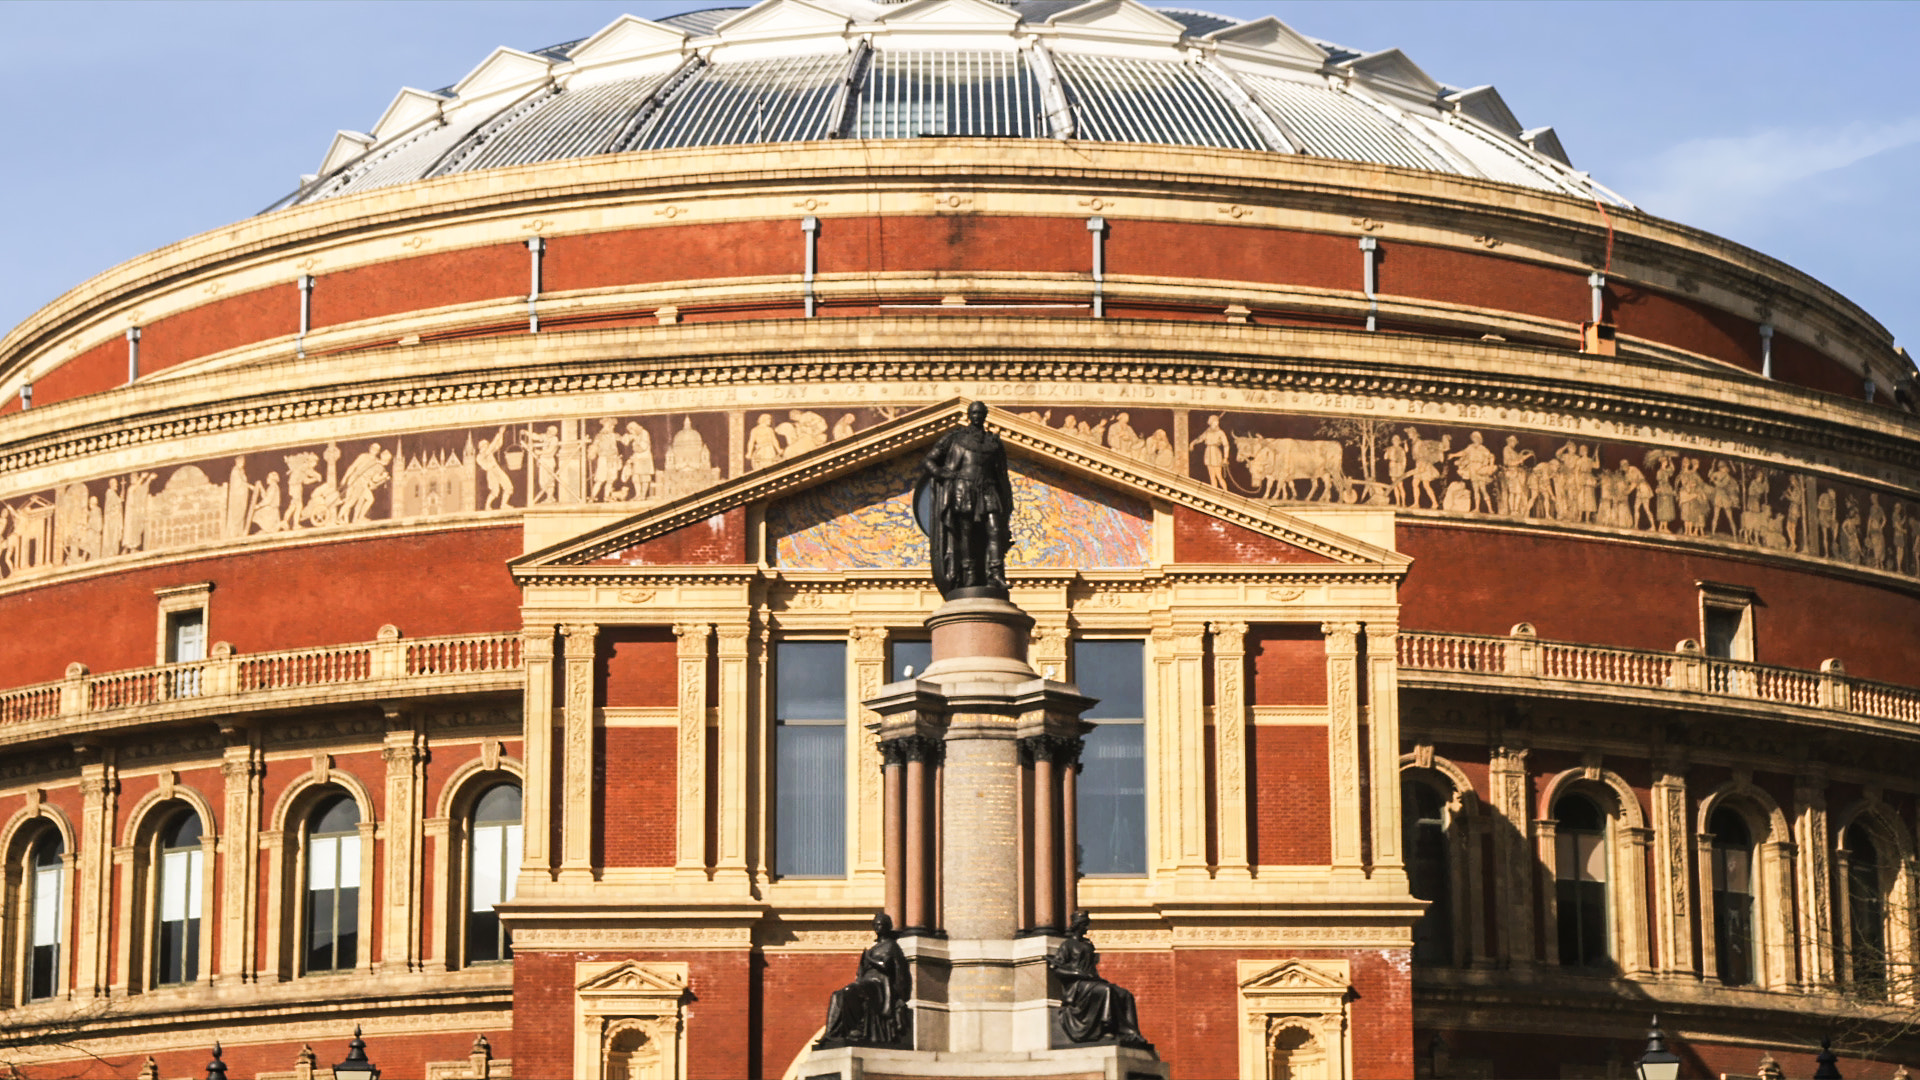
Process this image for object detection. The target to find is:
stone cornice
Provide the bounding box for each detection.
[1,318,1915,485]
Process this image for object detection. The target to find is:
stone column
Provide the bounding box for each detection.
[1621,825,1654,977]
[1696,829,1722,983]
[381,709,427,973]
[1760,839,1796,990]
[881,739,908,928]
[673,622,711,879]
[1488,745,1534,966]
[559,622,598,882]
[1153,623,1209,878]
[519,628,556,876]
[1210,621,1250,879]
[1365,621,1402,871]
[1029,741,1057,934]
[218,727,262,984]
[75,752,117,998]
[1794,771,1833,989]
[1061,743,1080,918]
[1651,763,1695,978]
[716,621,752,886]
[904,737,940,934]
[1322,622,1364,871]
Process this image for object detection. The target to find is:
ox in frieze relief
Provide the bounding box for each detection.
[1180,408,1920,579]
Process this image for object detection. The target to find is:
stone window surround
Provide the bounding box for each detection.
[153,581,213,667]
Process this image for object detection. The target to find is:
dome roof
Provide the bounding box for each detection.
[277,0,1631,211]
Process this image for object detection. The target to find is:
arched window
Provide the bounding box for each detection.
[26,830,64,1002]
[1843,824,1886,997]
[1709,807,1755,987]
[1401,778,1453,966]
[1554,794,1609,968]
[304,795,361,975]
[155,810,204,986]
[467,784,522,964]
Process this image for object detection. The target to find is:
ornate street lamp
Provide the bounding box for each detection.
[333,1026,381,1080]
[1636,1016,1682,1080]
[1812,1036,1842,1080]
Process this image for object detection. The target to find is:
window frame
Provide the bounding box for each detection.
[1071,635,1150,879]
[148,807,208,990]
[1706,805,1758,988]
[12,823,69,1006]
[298,792,365,978]
[1400,771,1457,967]
[1696,580,1758,662]
[770,637,852,881]
[1551,791,1613,971]
[154,582,213,666]
[463,781,523,967]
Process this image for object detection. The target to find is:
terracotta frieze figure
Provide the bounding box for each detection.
[915,401,1013,598]
[818,913,913,1049]
[1050,910,1152,1050]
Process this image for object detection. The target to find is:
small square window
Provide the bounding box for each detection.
[1696,581,1758,662]
[154,583,213,666]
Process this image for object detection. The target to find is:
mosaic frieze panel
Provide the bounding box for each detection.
[1188,411,1920,576]
[768,455,1151,572]
[0,408,896,583]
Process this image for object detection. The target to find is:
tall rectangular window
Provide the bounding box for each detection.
[776,641,847,878]
[1074,639,1147,876]
[28,834,63,1001]
[891,640,932,682]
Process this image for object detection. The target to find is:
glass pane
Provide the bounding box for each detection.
[1075,640,1144,719]
[1579,833,1607,883]
[338,834,361,889]
[306,889,335,971]
[504,824,523,903]
[162,850,191,922]
[1578,881,1609,965]
[892,640,932,682]
[474,785,521,825]
[777,642,846,720]
[776,723,846,876]
[188,849,204,919]
[1704,607,1743,659]
[33,866,60,946]
[1077,722,1146,875]
[1721,848,1751,894]
[168,610,206,663]
[313,795,360,835]
[336,888,359,970]
[472,826,504,912]
[308,836,337,891]
[165,811,203,848]
[1555,830,1577,881]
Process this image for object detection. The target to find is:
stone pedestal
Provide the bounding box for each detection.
[801,595,1168,1080]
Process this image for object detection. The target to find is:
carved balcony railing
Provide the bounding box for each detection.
[0,626,523,731]
[1398,624,1920,727]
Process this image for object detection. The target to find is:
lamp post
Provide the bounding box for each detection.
[1812,1036,1842,1080]
[333,1025,380,1080]
[1636,1015,1682,1080]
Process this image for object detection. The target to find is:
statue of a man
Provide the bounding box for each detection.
[1049,910,1151,1050]
[819,913,913,1048]
[915,402,1013,598]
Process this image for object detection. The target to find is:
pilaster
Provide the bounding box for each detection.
[520,628,556,876]
[851,626,888,884]
[1794,771,1833,989]
[716,621,752,886]
[559,622,598,882]
[1487,745,1533,966]
[673,622,712,880]
[1322,622,1364,871]
[380,708,427,973]
[218,728,263,983]
[1365,620,1402,871]
[1760,839,1796,991]
[1651,762,1695,979]
[1209,621,1250,878]
[1152,622,1209,878]
[75,752,117,998]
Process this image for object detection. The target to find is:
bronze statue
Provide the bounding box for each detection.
[1050,910,1150,1050]
[819,913,913,1048]
[915,401,1013,599]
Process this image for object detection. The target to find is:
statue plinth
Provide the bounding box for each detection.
[800,587,1167,1080]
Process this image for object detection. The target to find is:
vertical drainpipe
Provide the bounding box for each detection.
[527,237,546,333]
[1588,271,1606,325]
[1087,216,1107,318]
[1359,237,1379,332]
[1758,324,1774,379]
[296,275,314,358]
[801,216,820,318]
[126,327,141,384]
[20,384,31,410]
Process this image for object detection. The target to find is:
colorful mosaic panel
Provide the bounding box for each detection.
[769,455,1151,571]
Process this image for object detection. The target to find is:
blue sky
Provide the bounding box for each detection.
[2,0,1915,358]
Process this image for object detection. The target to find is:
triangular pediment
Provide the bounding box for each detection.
[880,0,1020,27]
[1445,85,1522,137]
[1240,958,1352,993]
[576,960,690,995]
[1047,0,1186,43]
[1340,48,1440,99]
[451,47,554,101]
[371,88,449,142]
[567,15,689,70]
[1206,16,1328,69]
[715,0,858,38]
[511,401,1408,579]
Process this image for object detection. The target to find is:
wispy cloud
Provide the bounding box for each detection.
[1624,115,1920,227]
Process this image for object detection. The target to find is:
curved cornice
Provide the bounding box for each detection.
[0,141,1898,390]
